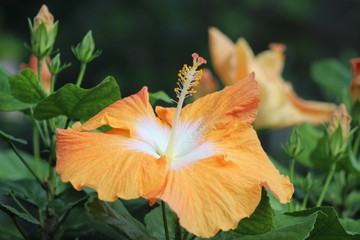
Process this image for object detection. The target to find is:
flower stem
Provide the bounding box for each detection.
[33,127,41,176]
[8,142,45,190]
[76,63,87,87]
[161,201,170,240]
[50,75,56,94]
[288,158,295,211]
[316,162,336,207]
[37,56,43,85]
[353,130,360,156]
[301,192,309,210]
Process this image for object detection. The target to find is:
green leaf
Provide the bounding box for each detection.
[290,207,359,239]
[149,91,173,106]
[340,218,360,235]
[311,59,352,100]
[85,196,155,240]
[9,68,47,104]
[296,123,326,169]
[0,180,46,208]
[0,211,23,239]
[0,64,30,111]
[34,76,121,120]
[211,210,317,240]
[0,201,40,225]
[235,189,274,234]
[0,130,27,144]
[0,149,48,180]
[144,203,175,239]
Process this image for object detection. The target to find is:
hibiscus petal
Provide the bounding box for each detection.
[253,48,336,128]
[156,73,259,133]
[75,87,158,135]
[208,27,237,85]
[56,129,168,201]
[157,155,262,238]
[206,124,294,203]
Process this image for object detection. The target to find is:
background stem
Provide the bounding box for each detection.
[316,162,336,207]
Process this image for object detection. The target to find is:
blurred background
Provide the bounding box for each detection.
[1,0,360,159]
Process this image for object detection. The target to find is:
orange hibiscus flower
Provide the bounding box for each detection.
[56,54,293,238]
[209,27,336,129]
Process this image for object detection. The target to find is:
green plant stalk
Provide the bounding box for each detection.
[316,162,337,207]
[50,75,56,94]
[76,63,87,87]
[33,127,41,177]
[161,201,170,240]
[353,131,360,156]
[301,192,309,210]
[42,121,51,146]
[8,142,45,190]
[289,158,295,211]
[37,56,43,85]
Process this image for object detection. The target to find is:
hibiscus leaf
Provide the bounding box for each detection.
[295,123,325,169]
[149,91,173,106]
[85,196,155,240]
[0,130,27,145]
[34,76,121,120]
[290,207,359,239]
[311,59,352,101]
[0,201,40,225]
[8,68,47,104]
[0,180,46,208]
[340,218,360,235]
[144,203,175,239]
[234,188,274,234]
[0,211,23,239]
[211,209,318,240]
[0,64,31,111]
[0,149,48,181]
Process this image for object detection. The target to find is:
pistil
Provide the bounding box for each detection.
[165,53,206,160]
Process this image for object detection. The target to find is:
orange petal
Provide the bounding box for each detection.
[76,87,159,135]
[56,129,168,201]
[205,124,294,204]
[234,38,254,80]
[157,155,262,238]
[156,73,259,133]
[208,27,237,85]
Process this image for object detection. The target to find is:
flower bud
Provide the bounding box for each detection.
[350,58,360,102]
[34,5,54,32]
[283,127,303,158]
[327,104,352,161]
[47,53,71,76]
[72,31,102,63]
[327,104,351,139]
[28,5,58,58]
